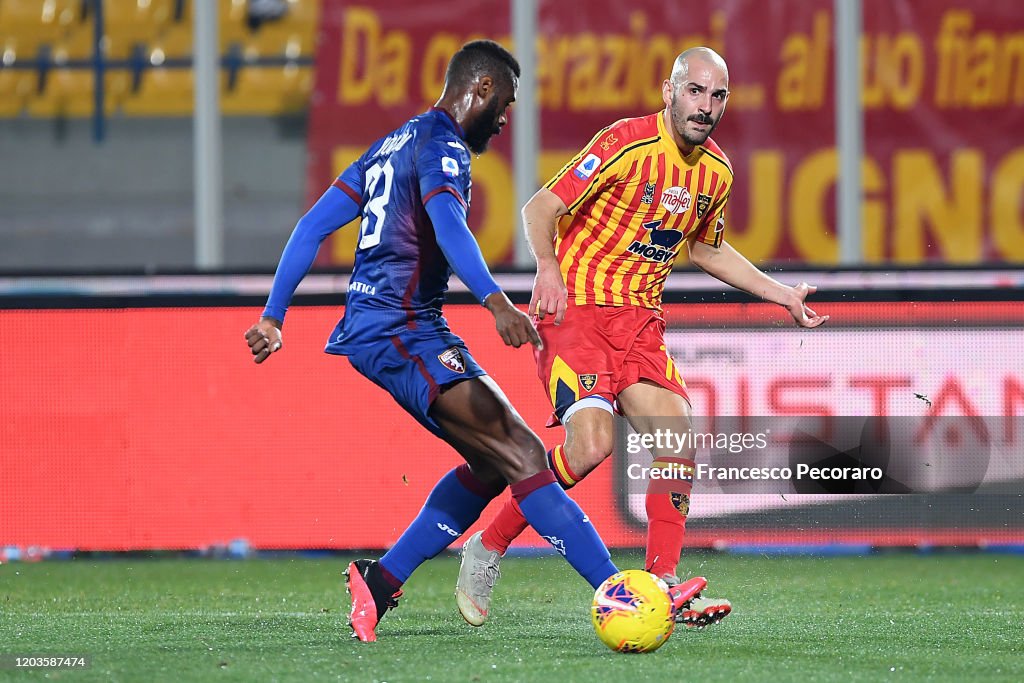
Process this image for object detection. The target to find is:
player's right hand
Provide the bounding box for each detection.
[529,264,567,325]
[786,283,829,328]
[245,317,283,364]
[485,292,543,349]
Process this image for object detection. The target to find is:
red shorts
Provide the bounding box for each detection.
[534,303,689,426]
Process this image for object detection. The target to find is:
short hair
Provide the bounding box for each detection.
[445,40,520,90]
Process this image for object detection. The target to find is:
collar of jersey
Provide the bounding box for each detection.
[430,107,466,140]
[657,109,703,167]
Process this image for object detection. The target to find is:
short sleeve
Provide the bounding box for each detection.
[417,137,471,211]
[693,189,729,248]
[543,127,624,215]
[332,156,365,206]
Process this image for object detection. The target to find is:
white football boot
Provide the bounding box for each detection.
[456,531,502,626]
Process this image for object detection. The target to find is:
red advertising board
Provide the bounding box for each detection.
[2,302,1022,551]
[308,0,1024,266]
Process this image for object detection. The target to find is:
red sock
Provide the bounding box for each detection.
[481,497,530,555]
[644,458,693,578]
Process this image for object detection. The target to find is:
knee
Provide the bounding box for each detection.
[565,424,614,479]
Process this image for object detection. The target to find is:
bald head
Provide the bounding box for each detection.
[662,47,730,152]
[670,47,729,88]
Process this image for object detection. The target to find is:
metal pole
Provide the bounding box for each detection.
[92,0,105,143]
[193,0,224,268]
[512,0,539,268]
[835,0,863,264]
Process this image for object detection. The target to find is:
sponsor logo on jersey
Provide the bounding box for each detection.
[579,374,598,392]
[573,153,601,180]
[441,156,459,177]
[446,140,466,151]
[599,132,618,151]
[626,219,684,264]
[347,280,376,296]
[671,492,690,515]
[438,347,466,373]
[661,186,692,214]
[640,181,656,205]
[695,192,712,219]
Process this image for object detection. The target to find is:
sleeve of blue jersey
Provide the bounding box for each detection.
[425,192,501,306]
[261,184,362,323]
[335,157,365,204]
[416,136,470,209]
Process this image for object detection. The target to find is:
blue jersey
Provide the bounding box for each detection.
[326,108,474,355]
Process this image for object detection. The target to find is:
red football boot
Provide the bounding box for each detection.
[344,559,403,642]
[664,575,733,628]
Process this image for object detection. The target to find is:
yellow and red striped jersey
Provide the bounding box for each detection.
[545,111,733,309]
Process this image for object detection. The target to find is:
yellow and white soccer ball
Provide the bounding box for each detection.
[591,570,675,653]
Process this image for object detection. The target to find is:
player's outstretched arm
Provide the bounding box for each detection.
[522,188,570,325]
[245,186,362,364]
[688,238,829,328]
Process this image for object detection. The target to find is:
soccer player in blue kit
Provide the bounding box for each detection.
[244,41,630,642]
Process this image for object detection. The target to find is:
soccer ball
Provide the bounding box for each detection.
[591,570,675,653]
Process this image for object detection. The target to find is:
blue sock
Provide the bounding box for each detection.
[512,471,618,589]
[380,465,503,585]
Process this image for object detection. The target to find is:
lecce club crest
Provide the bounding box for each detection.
[670,492,690,516]
[695,193,712,219]
[579,374,598,392]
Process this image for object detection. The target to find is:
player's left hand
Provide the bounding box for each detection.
[785,283,829,328]
[245,317,283,363]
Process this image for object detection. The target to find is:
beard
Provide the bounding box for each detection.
[464,96,502,154]
[671,91,718,147]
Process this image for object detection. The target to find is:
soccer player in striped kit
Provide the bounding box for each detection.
[457,47,828,628]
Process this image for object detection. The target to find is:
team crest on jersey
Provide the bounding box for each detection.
[660,186,692,215]
[640,182,656,205]
[438,347,466,373]
[626,219,683,264]
[671,492,690,516]
[574,153,601,180]
[579,374,598,392]
[695,193,712,219]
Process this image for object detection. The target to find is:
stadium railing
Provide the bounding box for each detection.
[0,0,318,122]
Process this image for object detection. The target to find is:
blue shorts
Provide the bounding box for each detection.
[336,328,486,437]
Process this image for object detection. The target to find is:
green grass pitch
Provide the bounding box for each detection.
[2,552,1021,681]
